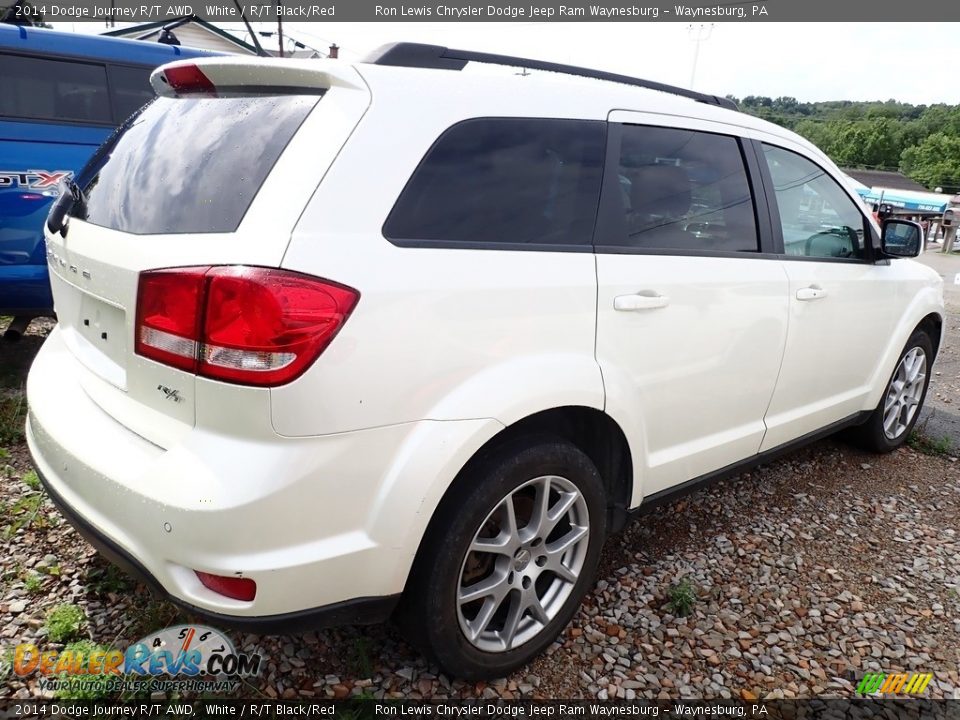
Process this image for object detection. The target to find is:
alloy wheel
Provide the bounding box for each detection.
[456,475,590,652]
[882,347,926,440]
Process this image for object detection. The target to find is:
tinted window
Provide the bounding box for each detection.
[0,53,110,124]
[72,94,319,235]
[384,118,605,247]
[762,144,867,260]
[609,125,758,253]
[108,65,154,123]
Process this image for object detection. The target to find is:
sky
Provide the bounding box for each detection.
[51,22,960,105]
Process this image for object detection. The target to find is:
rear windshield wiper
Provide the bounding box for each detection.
[46,179,86,236]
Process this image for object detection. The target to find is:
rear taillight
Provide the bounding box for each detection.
[135,266,359,387]
[135,267,206,373]
[162,64,216,95]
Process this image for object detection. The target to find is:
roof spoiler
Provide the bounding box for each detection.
[150,56,363,98]
[365,42,738,111]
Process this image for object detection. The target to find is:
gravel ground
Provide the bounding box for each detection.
[2,279,959,700]
[916,247,960,448]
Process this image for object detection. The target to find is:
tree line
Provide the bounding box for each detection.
[732,96,960,194]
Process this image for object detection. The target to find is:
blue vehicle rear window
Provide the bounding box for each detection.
[70,94,320,235]
[0,53,111,124]
[108,65,154,122]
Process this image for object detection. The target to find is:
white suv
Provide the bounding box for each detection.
[28,43,943,679]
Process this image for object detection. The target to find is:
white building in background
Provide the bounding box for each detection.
[103,18,261,54]
[103,17,327,58]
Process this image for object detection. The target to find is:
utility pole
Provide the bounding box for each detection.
[687,23,714,90]
[276,1,284,57]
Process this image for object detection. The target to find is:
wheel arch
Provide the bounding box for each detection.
[864,297,944,412]
[399,406,633,597]
[916,312,943,361]
[477,406,634,534]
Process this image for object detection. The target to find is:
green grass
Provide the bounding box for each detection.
[2,562,21,583]
[0,394,26,445]
[3,493,42,538]
[907,430,955,456]
[22,470,40,491]
[86,563,132,596]
[127,598,183,637]
[0,646,14,683]
[23,573,44,594]
[45,603,86,643]
[665,578,698,618]
[348,636,375,678]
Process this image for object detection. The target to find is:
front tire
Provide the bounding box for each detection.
[398,438,607,680]
[853,329,933,453]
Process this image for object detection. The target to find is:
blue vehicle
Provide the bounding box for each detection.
[0,24,217,334]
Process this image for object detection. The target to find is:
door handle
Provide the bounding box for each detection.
[796,286,827,301]
[614,292,669,311]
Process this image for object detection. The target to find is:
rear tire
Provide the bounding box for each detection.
[396,437,607,680]
[851,329,933,453]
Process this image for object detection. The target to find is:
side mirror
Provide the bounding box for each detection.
[880,219,923,258]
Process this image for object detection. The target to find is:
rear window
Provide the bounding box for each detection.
[71,94,319,235]
[107,65,154,121]
[384,118,605,249]
[0,53,111,124]
[608,124,759,253]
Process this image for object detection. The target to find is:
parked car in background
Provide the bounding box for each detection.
[0,24,217,337]
[27,44,943,680]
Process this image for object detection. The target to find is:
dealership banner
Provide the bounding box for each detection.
[2,0,960,22]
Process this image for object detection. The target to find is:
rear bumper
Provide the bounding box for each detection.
[35,465,398,632]
[26,328,496,622]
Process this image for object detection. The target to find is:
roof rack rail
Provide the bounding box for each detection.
[365,42,738,111]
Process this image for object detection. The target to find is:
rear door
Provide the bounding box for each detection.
[44,60,370,448]
[595,115,789,497]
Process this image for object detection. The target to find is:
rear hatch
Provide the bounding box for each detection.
[44,57,370,448]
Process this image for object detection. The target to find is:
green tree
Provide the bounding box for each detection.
[734,95,960,187]
[793,119,836,155]
[914,105,960,138]
[830,118,902,169]
[901,132,960,191]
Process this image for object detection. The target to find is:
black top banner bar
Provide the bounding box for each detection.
[1,0,959,22]
[1,700,960,719]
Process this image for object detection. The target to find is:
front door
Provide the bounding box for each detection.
[756,142,902,450]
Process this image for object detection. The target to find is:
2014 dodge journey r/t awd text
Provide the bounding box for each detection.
[27,43,944,680]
